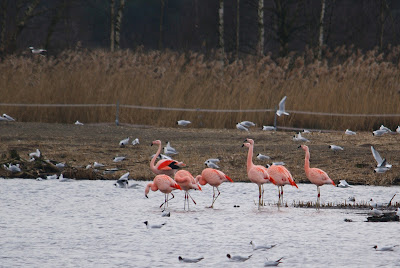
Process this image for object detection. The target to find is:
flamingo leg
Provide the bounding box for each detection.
[261,184,265,206]
[210,187,221,208]
[184,192,187,211]
[317,186,320,209]
[281,186,284,206]
[160,193,175,211]
[277,186,281,207]
[187,192,197,205]
[258,185,262,209]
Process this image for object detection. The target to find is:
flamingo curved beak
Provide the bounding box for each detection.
[174,184,182,190]
[225,175,233,182]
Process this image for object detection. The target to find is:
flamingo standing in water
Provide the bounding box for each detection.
[267,164,298,206]
[242,138,272,209]
[145,174,182,211]
[174,170,202,210]
[195,168,233,208]
[150,140,185,176]
[299,145,335,208]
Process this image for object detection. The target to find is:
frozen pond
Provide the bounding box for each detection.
[1,179,399,267]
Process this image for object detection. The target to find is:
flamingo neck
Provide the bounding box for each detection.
[247,143,255,173]
[304,149,310,174]
[150,143,162,173]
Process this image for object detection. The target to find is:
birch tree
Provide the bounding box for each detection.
[218,0,224,59]
[110,0,126,52]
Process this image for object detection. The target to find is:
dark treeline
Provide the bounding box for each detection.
[1,0,400,57]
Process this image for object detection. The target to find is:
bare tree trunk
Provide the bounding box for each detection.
[159,0,165,50]
[318,0,325,60]
[218,0,224,59]
[257,0,264,57]
[110,0,115,52]
[378,0,386,51]
[236,0,240,60]
[115,0,125,50]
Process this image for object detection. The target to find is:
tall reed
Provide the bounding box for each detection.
[1,46,400,131]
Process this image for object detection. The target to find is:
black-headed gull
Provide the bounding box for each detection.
[379,125,392,133]
[114,172,129,188]
[29,46,47,55]
[205,158,220,163]
[93,162,105,168]
[396,126,400,133]
[329,145,344,152]
[205,159,219,169]
[345,129,356,135]
[371,146,392,173]
[373,245,398,251]
[264,257,283,266]
[250,241,276,250]
[226,254,252,262]
[262,125,276,131]
[46,174,58,180]
[2,114,15,121]
[257,153,271,160]
[164,141,178,155]
[55,162,66,169]
[177,120,191,126]
[178,256,204,263]
[59,174,73,182]
[119,137,129,147]
[373,129,387,136]
[132,138,139,145]
[3,163,21,173]
[113,156,126,162]
[369,207,383,216]
[143,221,166,229]
[293,132,309,142]
[74,120,84,125]
[337,180,350,188]
[29,149,41,158]
[236,122,249,132]
[239,121,256,128]
[276,96,289,116]
[151,153,172,160]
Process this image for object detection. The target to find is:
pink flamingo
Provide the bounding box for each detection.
[145,174,182,211]
[267,164,298,206]
[299,145,335,208]
[242,138,272,209]
[174,170,202,210]
[150,140,185,176]
[195,168,233,208]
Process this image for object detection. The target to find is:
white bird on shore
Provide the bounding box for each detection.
[59,174,73,182]
[250,241,276,251]
[177,120,191,126]
[379,125,392,133]
[236,122,249,132]
[262,125,276,131]
[178,256,204,263]
[86,164,92,169]
[119,137,129,147]
[3,163,21,173]
[337,180,350,188]
[93,162,105,168]
[369,207,383,216]
[345,129,356,135]
[373,129,388,136]
[143,221,166,229]
[29,149,41,158]
[56,162,66,169]
[29,46,47,55]
[373,245,398,251]
[276,96,289,116]
[293,132,309,142]
[46,174,58,180]
[240,121,256,128]
[74,120,84,125]
[257,153,271,160]
[272,162,285,166]
[226,254,252,262]
[205,159,219,169]
[329,145,344,152]
[132,138,139,145]
[113,156,126,162]
[264,257,283,266]
[151,153,172,160]
[205,158,220,163]
[2,113,15,121]
[164,141,178,155]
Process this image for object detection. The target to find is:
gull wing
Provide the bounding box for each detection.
[371,146,383,166]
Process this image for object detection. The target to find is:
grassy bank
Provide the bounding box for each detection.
[1,46,400,130]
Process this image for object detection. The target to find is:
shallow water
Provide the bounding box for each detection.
[1,179,399,267]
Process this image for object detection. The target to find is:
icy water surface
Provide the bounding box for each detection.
[1,179,400,267]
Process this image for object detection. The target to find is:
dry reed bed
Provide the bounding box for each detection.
[1,46,400,130]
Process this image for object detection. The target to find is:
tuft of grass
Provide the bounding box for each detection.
[1,46,400,130]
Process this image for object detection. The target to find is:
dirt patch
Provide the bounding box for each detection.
[0,122,399,185]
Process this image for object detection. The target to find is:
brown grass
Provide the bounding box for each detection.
[1,46,400,131]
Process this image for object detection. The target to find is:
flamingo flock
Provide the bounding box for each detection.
[145,139,336,211]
